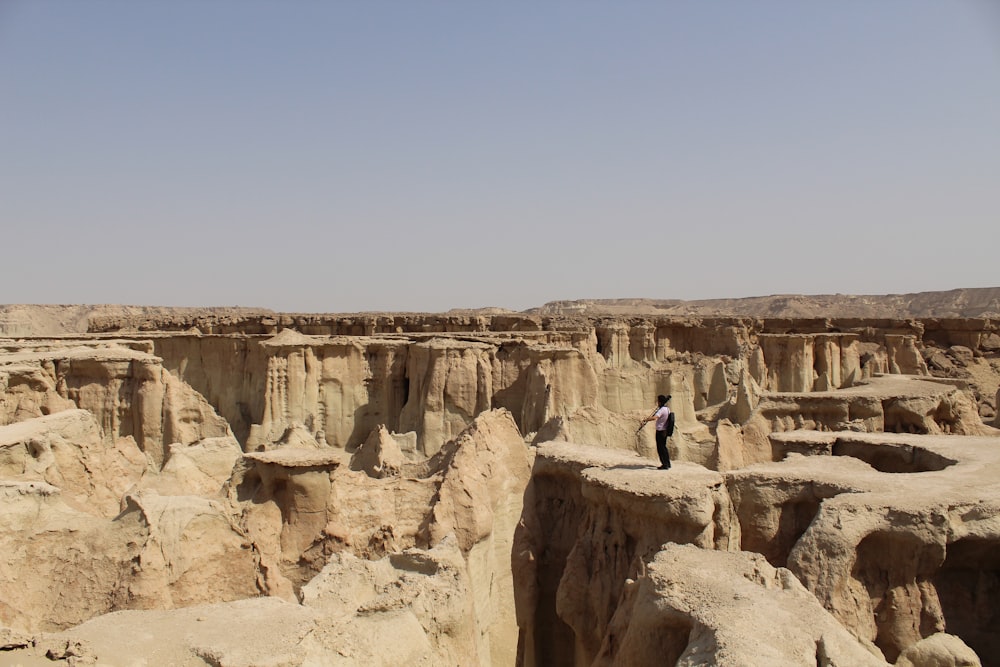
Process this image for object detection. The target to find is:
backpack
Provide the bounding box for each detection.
[665,411,676,437]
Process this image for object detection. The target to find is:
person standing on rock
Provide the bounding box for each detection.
[641,394,673,470]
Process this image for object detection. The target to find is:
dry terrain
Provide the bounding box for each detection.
[1,291,998,666]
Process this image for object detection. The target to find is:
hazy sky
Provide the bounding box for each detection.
[2,1,998,312]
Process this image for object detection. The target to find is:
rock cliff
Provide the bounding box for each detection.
[0,306,998,666]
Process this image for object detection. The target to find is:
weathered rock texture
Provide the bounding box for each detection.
[610,544,889,666]
[0,304,998,666]
[514,429,999,666]
[0,341,232,468]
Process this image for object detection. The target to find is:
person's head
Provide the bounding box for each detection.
[657,394,671,407]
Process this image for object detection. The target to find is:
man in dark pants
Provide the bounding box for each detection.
[641,394,672,469]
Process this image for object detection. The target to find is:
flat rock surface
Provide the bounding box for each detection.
[245,448,346,467]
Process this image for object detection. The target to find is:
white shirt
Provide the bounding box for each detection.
[654,406,671,431]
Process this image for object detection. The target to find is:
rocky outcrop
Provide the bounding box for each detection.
[251,333,409,451]
[12,539,494,667]
[514,443,738,666]
[299,537,481,665]
[895,633,982,667]
[0,479,260,633]
[2,307,1000,666]
[603,545,888,666]
[774,432,1000,663]
[7,292,999,338]
[20,597,321,666]
[0,342,232,467]
[0,481,146,632]
[233,331,604,456]
[120,491,260,612]
[0,409,147,517]
[0,408,530,666]
[143,435,243,497]
[148,332,270,444]
[349,424,417,478]
[231,409,530,664]
[713,373,996,475]
[755,333,863,392]
[400,339,494,455]
[513,424,1000,666]
[126,314,1000,456]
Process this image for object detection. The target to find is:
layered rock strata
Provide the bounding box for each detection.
[515,428,998,666]
[0,311,998,666]
[0,341,231,467]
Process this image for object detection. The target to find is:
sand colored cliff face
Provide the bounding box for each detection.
[514,432,999,666]
[0,308,998,666]
[0,336,532,664]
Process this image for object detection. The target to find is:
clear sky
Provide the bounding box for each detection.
[2,1,998,312]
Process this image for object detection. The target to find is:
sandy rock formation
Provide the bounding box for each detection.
[7,291,999,338]
[20,597,320,667]
[0,481,146,633]
[0,341,232,468]
[768,432,1000,663]
[161,371,233,452]
[0,409,147,517]
[692,356,729,410]
[230,409,530,664]
[131,312,999,455]
[120,491,259,611]
[895,633,982,667]
[529,288,1000,319]
[513,398,1000,665]
[142,435,243,496]
[0,481,259,634]
[10,539,493,667]
[299,536,481,665]
[399,338,495,455]
[755,333,863,392]
[1,305,999,666]
[349,424,417,477]
[603,544,887,666]
[0,342,259,636]
[0,408,530,666]
[511,432,1000,665]
[0,305,98,336]
[724,374,994,473]
[513,443,738,666]
[252,332,409,452]
[246,330,603,457]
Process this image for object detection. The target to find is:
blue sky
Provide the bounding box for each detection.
[2,1,998,312]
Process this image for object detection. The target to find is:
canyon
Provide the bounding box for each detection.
[1,297,998,666]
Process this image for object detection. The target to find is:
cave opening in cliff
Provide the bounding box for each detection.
[933,537,1000,667]
[236,468,264,503]
[744,498,822,568]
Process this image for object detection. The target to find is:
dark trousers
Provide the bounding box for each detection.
[655,429,671,467]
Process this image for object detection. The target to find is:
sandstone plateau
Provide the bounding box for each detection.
[0,295,999,666]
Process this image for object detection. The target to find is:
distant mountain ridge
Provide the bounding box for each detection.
[0,305,272,337]
[3,288,998,337]
[527,287,1000,319]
